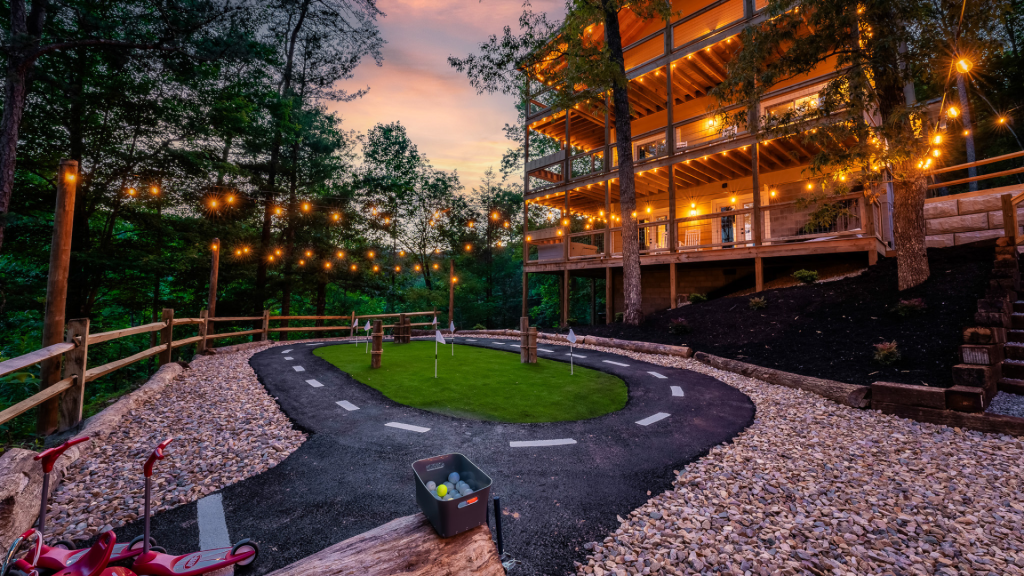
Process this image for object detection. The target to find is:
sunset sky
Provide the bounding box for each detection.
[329,0,563,194]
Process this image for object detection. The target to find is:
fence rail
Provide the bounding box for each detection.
[0,307,438,431]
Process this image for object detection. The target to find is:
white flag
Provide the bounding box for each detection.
[352,318,357,327]
[568,329,577,344]
[432,316,437,326]
[435,330,446,344]
[364,321,371,331]
[449,321,455,332]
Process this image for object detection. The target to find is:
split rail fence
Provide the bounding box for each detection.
[0,310,436,433]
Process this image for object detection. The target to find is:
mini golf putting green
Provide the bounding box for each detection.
[314,340,627,423]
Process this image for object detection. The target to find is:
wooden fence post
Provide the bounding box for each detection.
[38,159,79,435]
[159,309,174,365]
[398,314,407,344]
[520,317,531,364]
[261,310,270,341]
[208,238,220,317]
[198,309,208,353]
[58,318,89,432]
[371,320,383,368]
[349,311,356,338]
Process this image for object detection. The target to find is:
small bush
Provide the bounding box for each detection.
[748,296,767,310]
[614,312,624,323]
[792,269,819,284]
[689,293,708,304]
[873,341,901,365]
[893,298,927,317]
[668,317,690,335]
[472,323,486,330]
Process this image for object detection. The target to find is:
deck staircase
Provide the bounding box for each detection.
[1002,304,1024,394]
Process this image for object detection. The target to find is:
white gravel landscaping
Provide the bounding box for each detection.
[46,342,307,543]
[488,335,1024,576]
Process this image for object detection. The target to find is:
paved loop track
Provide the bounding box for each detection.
[109,338,754,575]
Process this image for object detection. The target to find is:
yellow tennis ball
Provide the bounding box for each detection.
[436,484,448,497]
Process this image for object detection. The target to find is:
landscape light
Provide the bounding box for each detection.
[503,221,510,228]
[452,277,458,284]
[275,207,282,215]
[212,243,218,251]
[963,129,970,136]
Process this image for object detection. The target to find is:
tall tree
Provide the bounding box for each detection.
[449,1,670,326]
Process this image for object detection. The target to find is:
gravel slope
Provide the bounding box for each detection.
[46,344,307,542]
[554,340,1024,576]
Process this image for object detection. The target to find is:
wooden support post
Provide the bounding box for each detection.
[528,327,538,363]
[605,267,613,323]
[449,261,455,326]
[398,314,408,344]
[868,249,878,266]
[1002,193,1016,242]
[208,238,220,317]
[562,270,570,327]
[750,144,762,246]
[522,272,529,318]
[38,159,78,435]
[198,309,208,353]
[349,311,356,338]
[755,257,764,292]
[669,263,677,309]
[371,320,383,369]
[158,309,174,365]
[58,318,89,432]
[261,310,270,342]
[520,317,530,363]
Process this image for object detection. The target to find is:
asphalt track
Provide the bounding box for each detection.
[107,337,755,575]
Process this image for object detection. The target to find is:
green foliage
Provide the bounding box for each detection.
[893,298,927,317]
[614,312,624,323]
[668,318,690,335]
[873,341,901,365]
[792,270,819,284]
[748,296,767,310]
[472,324,486,330]
[688,293,708,304]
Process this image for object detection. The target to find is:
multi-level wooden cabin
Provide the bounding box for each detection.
[520,0,898,324]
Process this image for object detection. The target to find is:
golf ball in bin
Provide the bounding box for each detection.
[444,481,455,492]
[426,481,436,492]
[448,472,460,484]
[436,484,447,497]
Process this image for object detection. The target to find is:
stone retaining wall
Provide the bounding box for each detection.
[925,185,1024,248]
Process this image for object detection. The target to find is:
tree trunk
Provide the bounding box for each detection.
[602,1,643,325]
[956,75,978,192]
[0,58,30,254]
[892,174,930,290]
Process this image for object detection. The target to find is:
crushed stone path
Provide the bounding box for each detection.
[47,344,307,543]
[523,337,1024,576]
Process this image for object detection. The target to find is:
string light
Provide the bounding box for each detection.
[275,249,282,256]
[268,255,275,262]
[373,265,380,272]
[399,250,406,256]
[150,186,159,195]
[998,117,1008,124]
[212,243,218,251]
[332,213,340,221]
[932,134,942,145]
[955,58,973,74]
[395,265,401,272]
[465,244,472,251]
[351,264,357,270]
[337,250,344,258]
[275,207,283,215]
[65,173,76,183]
[433,263,439,270]
[324,262,331,269]
[947,106,960,118]
[452,277,458,284]
[302,202,310,212]
[415,264,422,271]
[210,199,218,208]
[368,251,375,258]
[299,259,305,266]
[226,195,234,204]
[127,188,137,196]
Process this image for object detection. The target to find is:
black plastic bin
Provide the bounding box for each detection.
[412,453,493,538]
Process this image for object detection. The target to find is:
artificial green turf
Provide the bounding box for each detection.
[314,340,627,423]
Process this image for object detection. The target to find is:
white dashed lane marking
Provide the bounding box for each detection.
[603,360,630,367]
[466,339,477,341]
[336,400,359,411]
[648,371,667,379]
[386,422,430,433]
[636,413,670,426]
[196,494,232,576]
[306,379,323,388]
[567,354,587,358]
[538,348,554,353]
[671,386,685,397]
[492,342,506,345]
[281,349,293,353]
[292,366,305,372]
[284,357,294,360]
[509,438,577,448]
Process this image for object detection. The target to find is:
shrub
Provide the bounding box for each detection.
[689,293,708,304]
[614,312,624,323]
[748,296,767,310]
[893,298,927,317]
[792,269,819,284]
[472,323,486,330]
[873,341,901,365]
[668,317,690,335]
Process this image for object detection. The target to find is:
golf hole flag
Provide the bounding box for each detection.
[364,321,372,353]
[568,329,577,375]
[352,318,358,345]
[434,330,446,378]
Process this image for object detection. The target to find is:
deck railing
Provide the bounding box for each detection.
[0,309,437,431]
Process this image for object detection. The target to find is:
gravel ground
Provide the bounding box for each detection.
[486,335,1024,576]
[988,392,1024,419]
[46,343,307,543]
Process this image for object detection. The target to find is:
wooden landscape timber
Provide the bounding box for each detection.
[694,351,871,408]
[264,513,503,576]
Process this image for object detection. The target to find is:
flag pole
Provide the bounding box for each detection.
[435,339,438,378]
[571,344,574,375]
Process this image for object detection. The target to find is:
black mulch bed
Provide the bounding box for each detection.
[571,243,996,388]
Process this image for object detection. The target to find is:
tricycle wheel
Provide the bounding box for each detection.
[149,546,166,554]
[54,540,77,550]
[231,540,258,566]
[128,535,157,551]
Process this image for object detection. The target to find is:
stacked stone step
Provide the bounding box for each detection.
[956,242,1018,410]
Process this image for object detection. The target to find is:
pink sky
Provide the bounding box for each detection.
[329,0,563,193]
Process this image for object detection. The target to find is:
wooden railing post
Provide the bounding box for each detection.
[158,309,174,365]
[208,238,220,317]
[38,159,79,435]
[349,311,356,338]
[371,320,383,369]
[198,309,208,353]
[261,310,270,341]
[58,318,89,432]
[1002,194,1016,243]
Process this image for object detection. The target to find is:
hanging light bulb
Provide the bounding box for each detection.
[302,202,310,212]
[368,251,375,258]
[955,58,973,74]
[415,264,422,271]
[337,250,344,258]
[127,187,137,196]
[947,106,960,118]
[332,213,340,221]
[226,195,234,204]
